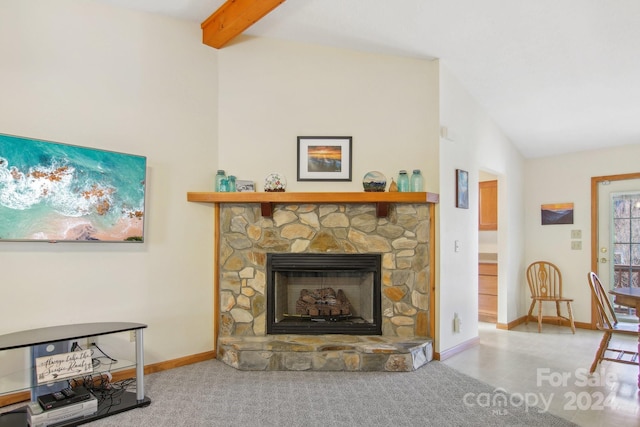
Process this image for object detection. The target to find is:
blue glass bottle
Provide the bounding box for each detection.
[215,170,226,192]
[219,178,229,192]
[397,170,409,192]
[227,175,236,192]
[410,169,423,192]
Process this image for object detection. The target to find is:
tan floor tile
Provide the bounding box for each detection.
[444,322,640,427]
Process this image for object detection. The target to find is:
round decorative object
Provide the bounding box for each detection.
[264,173,286,192]
[362,171,387,192]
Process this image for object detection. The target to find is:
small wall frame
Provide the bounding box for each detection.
[297,136,352,181]
[456,169,469,209]
[541,203,574,225]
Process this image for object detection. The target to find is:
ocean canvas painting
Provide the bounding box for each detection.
[0,133,146,242]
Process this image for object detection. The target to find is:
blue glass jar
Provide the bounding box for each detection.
[397,170,409,192]
[219,178,229,192]
[215,170,226,192]
[227,175,236,192]
[410,169,423,192]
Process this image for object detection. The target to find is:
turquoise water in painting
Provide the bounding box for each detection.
[0,133,146,241]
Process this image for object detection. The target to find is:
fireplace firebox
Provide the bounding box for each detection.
[266,253,382,335]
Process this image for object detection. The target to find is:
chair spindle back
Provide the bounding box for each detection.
[526,261,563,299]
[587,272,618,330]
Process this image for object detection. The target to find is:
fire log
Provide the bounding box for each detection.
[296,287,352,317]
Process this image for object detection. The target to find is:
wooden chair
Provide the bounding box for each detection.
[525,261,576,333]
[587,272,639,373]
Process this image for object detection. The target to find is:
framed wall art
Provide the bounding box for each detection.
[456,169,469,209]
[0,133,146,242]
[541,202,574,225]
[297,136,352,181]
[235,179,255,192]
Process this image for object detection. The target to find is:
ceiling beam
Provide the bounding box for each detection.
[201,0,285,49]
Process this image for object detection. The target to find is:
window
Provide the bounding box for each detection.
[612,193,640,319]
[612,193,640,288]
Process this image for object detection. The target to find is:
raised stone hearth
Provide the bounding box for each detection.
[218,335,433,372]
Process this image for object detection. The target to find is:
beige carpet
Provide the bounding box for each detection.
[81,359,577,427]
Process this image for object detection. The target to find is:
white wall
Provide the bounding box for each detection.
[217,36,440,194]
[525,144,640,323]
[438,64,525,352]
[0,0,218,363]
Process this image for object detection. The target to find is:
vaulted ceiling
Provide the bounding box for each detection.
[94,0,640,159]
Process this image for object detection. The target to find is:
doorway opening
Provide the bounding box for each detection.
[478,171,498,323]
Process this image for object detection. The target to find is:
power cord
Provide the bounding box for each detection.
[90,342,118,363]
[70,341,117,368]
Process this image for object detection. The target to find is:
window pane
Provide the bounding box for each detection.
[614,244,630,265]
[632,244,640,267]
[614,198,630,218]
[632,219,640,243]
[632,197,640,218]
[615,219,631,242]
[616,269,630,287]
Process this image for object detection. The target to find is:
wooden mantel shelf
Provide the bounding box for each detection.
[187,191,439,217]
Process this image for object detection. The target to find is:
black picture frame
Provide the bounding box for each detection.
[297,136,352,181]
[456,169,469,209]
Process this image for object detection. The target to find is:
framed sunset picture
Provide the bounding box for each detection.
[297,136,352,181]
[541,202,574,225]
[0,133,146,242]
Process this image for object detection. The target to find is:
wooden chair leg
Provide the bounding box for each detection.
[537,300,543,333]
[566,301,576,334]
[590,332,611,373]
[526,300,536,325]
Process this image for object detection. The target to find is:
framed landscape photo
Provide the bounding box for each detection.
[297,136,352,181]
[541,202,574,225]
[235,180,255,192]
[456,169,469,209]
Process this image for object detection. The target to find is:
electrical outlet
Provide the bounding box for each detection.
[453,313,461,333]
[129,330,136,342]
[571,241,582,250]
[571,229,582,239]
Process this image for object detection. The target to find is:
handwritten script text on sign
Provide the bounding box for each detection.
[35,349,93,384]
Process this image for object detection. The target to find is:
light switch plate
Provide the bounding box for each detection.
[571,229,582,239]
[571,241,582,250]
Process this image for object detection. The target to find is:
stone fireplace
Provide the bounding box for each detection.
[209,197,435,371]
